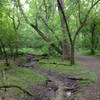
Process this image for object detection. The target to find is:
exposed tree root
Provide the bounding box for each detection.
[0,85,34,96]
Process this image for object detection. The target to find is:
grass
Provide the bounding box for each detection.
[79,49,100,58]
[0,60,46,91]
[37,57,96,83]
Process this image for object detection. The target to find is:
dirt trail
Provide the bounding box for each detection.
[31,67,65,100]
[17,54,84,100]
[17,54,81,100]
[76,54,100,100]
[55,82,64,100]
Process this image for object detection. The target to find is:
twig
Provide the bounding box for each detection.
[0,85,34,96]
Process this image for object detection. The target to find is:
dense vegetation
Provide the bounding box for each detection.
[0,0,100,99]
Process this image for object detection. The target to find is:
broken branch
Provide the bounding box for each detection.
[0,85,34,96]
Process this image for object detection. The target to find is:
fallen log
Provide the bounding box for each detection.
[39,62,71,66]
[0,85,34,96]
[67,77,89,81]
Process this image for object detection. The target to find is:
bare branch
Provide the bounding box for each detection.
[39,16,54,33]
[17,0,31,25]
[0,85,34,96]
[17,0,50,41]
[16,9,21,29]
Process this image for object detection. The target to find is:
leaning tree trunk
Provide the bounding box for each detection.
[17,0,62,55]
[58,0,70,60]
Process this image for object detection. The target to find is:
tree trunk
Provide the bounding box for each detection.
[70,44,75,65]
[0,45,3,55]
[0,39,9,66]
[51,43,62,55]
[57,0,70,60]
[90,23,96,55]
[62,40,70,60]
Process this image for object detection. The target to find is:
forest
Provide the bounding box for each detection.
[0,0,100,100]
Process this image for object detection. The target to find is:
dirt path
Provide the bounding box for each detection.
[55,82,64,100]
[30,66,65,100]
[17,54,82,100]
[76,54,100,100]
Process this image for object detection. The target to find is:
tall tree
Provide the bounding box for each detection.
[57,0,100,64]
[57,0,70,60]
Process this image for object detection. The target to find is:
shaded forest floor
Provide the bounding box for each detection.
[0,53,99,100]
[16,53,97,100]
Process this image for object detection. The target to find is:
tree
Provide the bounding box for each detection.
[17,0,62,55]
[57,0,70,60]
[57,0,100,64]
[76,5,100,54]
[8,1,21,59]
[12,0,100,64]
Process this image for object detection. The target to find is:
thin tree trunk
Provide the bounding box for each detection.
[0,39,9,66]
[91,31,95,54]
[0,45,3,55]
[90,22,96,54]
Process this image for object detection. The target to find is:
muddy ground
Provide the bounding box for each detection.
[16,53,88,100]
[0,53,94,100]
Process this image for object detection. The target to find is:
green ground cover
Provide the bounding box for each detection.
[37,57,96,83]
[0,60,46,89]
[79,49,100,58]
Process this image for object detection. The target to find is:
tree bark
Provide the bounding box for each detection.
[0,45,3,55]
[0,39,9,66]
[70,44,75,65]
[90,22,96,54]
[57,0,70,60]
[57,0,99,64]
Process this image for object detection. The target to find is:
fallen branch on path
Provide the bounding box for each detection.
[67,77,89,81]
[39,62,71,66]
[0,85,34,96]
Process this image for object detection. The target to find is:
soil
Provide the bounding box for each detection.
[17,53,82,100]
[16,53,100,100]
[76,54,100,100]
